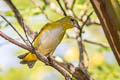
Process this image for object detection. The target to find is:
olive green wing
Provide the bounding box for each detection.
[33,23,51,48]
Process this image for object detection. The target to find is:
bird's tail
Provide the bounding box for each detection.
[18,52,38,68]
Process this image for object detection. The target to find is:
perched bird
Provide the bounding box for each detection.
[18,16,80,68]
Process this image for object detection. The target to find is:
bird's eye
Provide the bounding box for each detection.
[70,18,74,22]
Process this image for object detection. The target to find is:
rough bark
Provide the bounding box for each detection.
[90,0,120,65]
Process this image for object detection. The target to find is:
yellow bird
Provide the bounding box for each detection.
[18,16,80,68]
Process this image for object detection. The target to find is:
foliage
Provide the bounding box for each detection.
[90,63,120,80]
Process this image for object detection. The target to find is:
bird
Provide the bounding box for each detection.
[18,16,80,68]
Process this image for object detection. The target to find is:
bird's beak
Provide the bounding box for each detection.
[74,22,80,29]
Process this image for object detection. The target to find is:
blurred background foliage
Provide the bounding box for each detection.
[0,0,120,80]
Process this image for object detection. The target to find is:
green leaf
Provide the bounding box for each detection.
[5,11,13,16]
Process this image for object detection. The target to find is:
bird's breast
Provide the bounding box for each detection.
[38,27,64,55]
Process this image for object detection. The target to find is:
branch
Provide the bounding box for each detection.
[80,11,94,30]
[56,0,67,16]
[0,30,72,80]
[35,51,72,80]
[0,31,30,51]
[31,0,52,22]
[71,0,76,11]
[86,20,101,26]
[66,34,109,48]
[75,11,93,69]
[0,15,28,45]
[71,0,77,18]
[63,0,69,9]
[43,0,50,6]
[53,57,93,80]
[4,0,36,39]
[84,39,109,48]
[42,0,67,16]
[90,0,120,65]
[76,35,85,68]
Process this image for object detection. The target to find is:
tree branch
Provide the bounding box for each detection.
[71,0,77,18]
[31,0,52,22]
[80,11,94,30]
[4,0,36,39]
[0,31,30,51]
[66,34,109,48]
[0,30,72,80]
[84,39,109,48]
[90,0,120,65]
[56,0,67,16]
[0,15,28,45]
[53,57,93,80]
[75,12,93,69]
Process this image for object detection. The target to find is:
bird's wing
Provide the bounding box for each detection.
[33,23,51,48]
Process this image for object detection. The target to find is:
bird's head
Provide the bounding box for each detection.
[57,16,80,30]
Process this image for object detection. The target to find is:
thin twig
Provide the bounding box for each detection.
[87,22,101,26]
[53,57,93,80]
[71,0,77,18]
[4,0,36,39]
[0,15,27,44]
[56,0,67,16]
[84,39,109,48]
[20,19,34,49]
[66,34,109,48]
[31,0,52,22]
[71,0,76,10]
[63,0,69,9]
[83,48,89,69]
[0,31,31,51]
[80,11,94,30]
[76,11,93,70]
[79,9,88,22]
[43,0,50,5]
[4,0,35,51]
[77,36,85,68]
[63,0,73,16]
